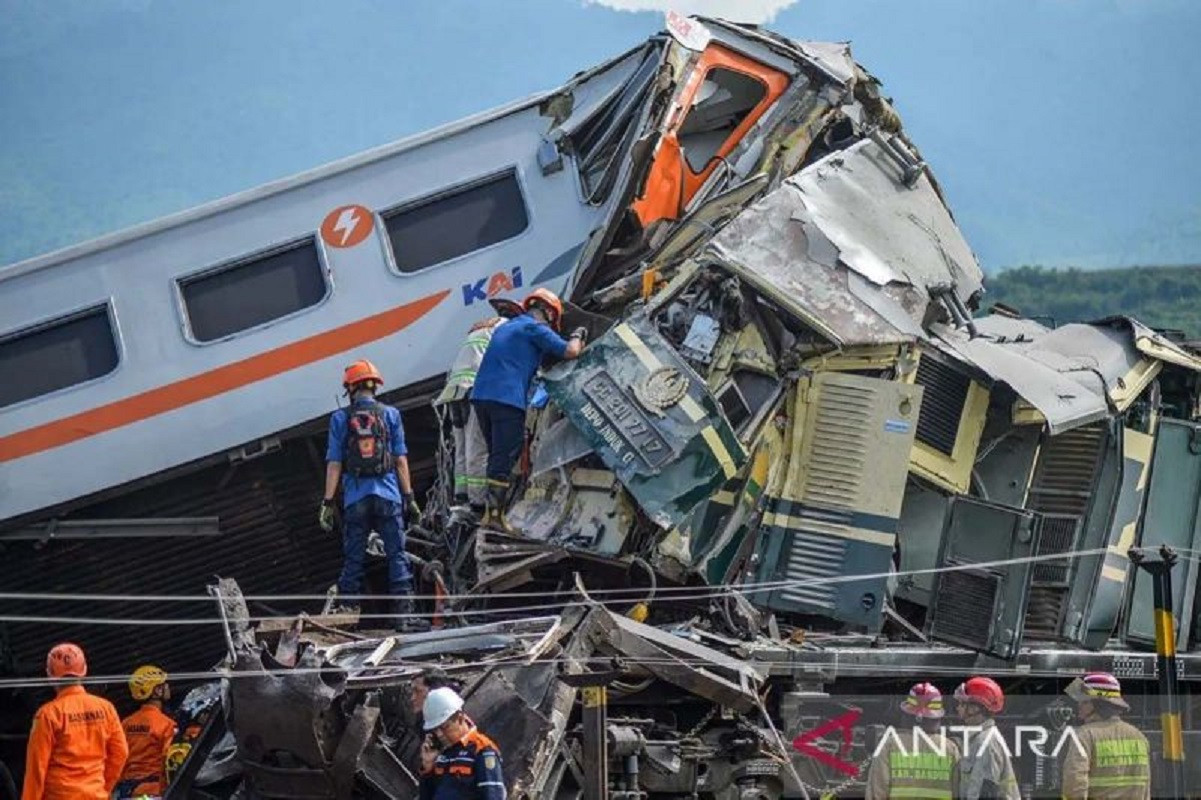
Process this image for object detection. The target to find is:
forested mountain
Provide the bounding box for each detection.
[984,265,1201,336]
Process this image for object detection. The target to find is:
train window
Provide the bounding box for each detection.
[383,171,528,273]
[181,239,327,342]
[679,68,767,173]
[0,306,119,407]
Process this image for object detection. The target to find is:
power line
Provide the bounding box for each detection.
[0,546,1114,611]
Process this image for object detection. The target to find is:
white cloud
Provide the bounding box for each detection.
[584,0,801,25]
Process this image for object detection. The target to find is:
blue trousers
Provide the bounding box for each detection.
[473,400,527,482]
[338,494,413,596]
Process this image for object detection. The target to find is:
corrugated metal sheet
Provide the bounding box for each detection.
[777,529,842,609]
[2,402,440,689]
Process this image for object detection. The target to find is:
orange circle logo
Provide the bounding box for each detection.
[320,204,375,248]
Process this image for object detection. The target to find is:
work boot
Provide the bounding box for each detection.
[393,596,430,633]
[482,480,514,534]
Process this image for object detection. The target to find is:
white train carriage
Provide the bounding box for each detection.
[0,44,658,523]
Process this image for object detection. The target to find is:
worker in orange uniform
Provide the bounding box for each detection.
[21,643,128,800]
[114,665,177,800]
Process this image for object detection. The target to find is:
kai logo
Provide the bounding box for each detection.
[462,267,523,306]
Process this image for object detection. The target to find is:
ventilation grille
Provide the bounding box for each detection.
[914,357,969,456]
[802,382,873,510]
[1027,424,1105,517]
[929,567,998,648]
[1024,586,1068,640]
[1031,514,1079,585]
[778,529,845,610]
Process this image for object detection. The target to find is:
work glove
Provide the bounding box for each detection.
[403,493,422,525]
[318,499,337,533]
[570,326,589,344]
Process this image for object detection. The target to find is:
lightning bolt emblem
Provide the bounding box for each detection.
[332,207,362,246]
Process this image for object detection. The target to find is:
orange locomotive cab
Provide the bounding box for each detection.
[633,44,790,227]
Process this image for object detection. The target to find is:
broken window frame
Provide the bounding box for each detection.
[565,44,662,206]
[381,169,531,275]
[678,66,770,174]
[177,236,330,344]
[0,302,122,409]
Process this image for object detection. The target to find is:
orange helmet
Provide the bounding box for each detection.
[46,642,87,678]
[522,288,564,330]
[342,359,383,389]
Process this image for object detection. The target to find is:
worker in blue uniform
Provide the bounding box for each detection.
[319,359,426,631]
[470,288,585,531]
[419,688,506,800]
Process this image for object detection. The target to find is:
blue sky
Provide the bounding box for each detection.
[1,0,1198,270]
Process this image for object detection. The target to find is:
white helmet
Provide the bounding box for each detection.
[423,686,465,731]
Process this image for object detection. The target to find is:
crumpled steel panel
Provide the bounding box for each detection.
[708,138,980,347]
[932,321,1111,435]
[934,315,1163,435]
[543,316,746,528]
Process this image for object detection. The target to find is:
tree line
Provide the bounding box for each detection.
[983,265,1201,337]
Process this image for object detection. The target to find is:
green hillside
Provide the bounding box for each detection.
[984,265,1201,336]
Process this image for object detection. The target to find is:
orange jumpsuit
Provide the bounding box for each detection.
[117,704,177,797]
[21,685,128,800]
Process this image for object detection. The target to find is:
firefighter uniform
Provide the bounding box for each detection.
[434,317,507,506]
[419,728,506,800]
[865,729,960,800]
[1061,716,1151,800]
[115,703,177,798]
[959,718,1021,800]
[21,685,128,800]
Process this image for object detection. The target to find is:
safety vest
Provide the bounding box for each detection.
[1062,717,1150,800]
[865,730,959,800]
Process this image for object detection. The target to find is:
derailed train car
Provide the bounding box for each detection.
[193,16,1201,800]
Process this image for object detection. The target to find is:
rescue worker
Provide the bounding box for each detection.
[114,665,176,800]
[1061,672,1151,800]
[865,682,960,800]
[319,359,426,631]
[419,687,505,800]
[953,676,1020,800]
[433,300,521,511]
[21,643,128,800]
[470,288,585,531]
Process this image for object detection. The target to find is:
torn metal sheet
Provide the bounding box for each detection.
[931,320,1111,435]
[708,138,980,347]
[542,316,747,528]
[794,40,857,86]
[1096,315,1201,372]
[788,138,982,292]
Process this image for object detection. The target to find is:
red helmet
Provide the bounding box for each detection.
[954,676,1004,714]
[522,288,564,330]
[342,359,383,389]
[1065,672,1129,710]
[901,682,945,719]
[46,643,87,678]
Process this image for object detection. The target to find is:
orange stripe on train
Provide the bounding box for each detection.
[0,290,449,462]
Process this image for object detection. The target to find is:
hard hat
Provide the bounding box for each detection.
[343,359,383,388]
[423,686,465,731]
[488,297,524,319]
[46,642,87,678]
[1065,672,1129,711]
[130,664,169,701]
[953,676,1004,714]
[900,682,945,719]
[522,288,564,330]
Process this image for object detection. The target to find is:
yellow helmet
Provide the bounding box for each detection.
[129,664,168,701]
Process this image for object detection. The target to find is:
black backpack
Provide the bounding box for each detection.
[343,401,394,477]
